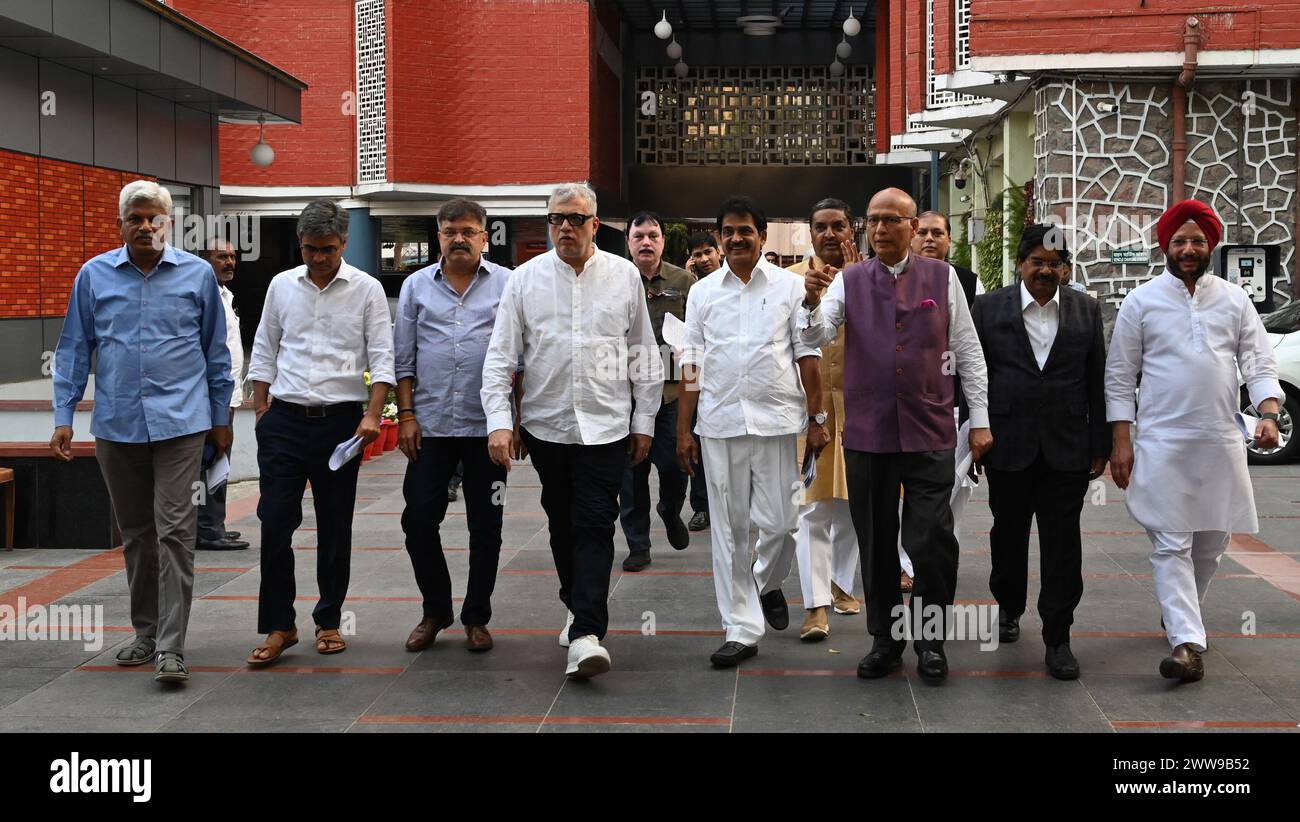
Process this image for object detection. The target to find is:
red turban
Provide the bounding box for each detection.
[1156,199,1223,253]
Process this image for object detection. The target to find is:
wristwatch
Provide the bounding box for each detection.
[1261,412,1280,422]
[809,411,827,426]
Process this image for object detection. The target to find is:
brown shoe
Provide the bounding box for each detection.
[404,614,454,652]
[831,582,860,615]
[465,625,494,652]
[1159,643,1205,682]
[899,573,914,594]
[800,607,829,642]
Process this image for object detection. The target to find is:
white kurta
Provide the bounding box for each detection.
[1105,271,1283,533]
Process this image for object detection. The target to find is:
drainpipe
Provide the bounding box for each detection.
[1171,16,1202,201]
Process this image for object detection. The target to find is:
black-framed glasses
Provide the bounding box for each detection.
[546,212,595,227]
[440,228,483,240]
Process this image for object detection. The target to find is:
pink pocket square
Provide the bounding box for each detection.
[918,298,938,309]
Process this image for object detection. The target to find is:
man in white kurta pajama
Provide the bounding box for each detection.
[1105,199,1283,682]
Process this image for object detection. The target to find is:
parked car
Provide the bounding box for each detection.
[1241,300,1300,464]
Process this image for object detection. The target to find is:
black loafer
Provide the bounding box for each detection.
[1045,642,1080,680]
[196,537,250,551]
[710,641,757,667]
[999,613,1020,644]
[622,553,651,572]
[224,530,242,540]
[688,511,709,531]
[658,503,690,550]
[759,589,789,631]
[857,641,905,679]
[917,649,949,683]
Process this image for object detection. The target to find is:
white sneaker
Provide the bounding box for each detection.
[565,635,611,678]
[558,612,574,647]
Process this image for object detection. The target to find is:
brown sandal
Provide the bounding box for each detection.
[247,629,298,667]
[315,627,347,655]
[900,573,914,594]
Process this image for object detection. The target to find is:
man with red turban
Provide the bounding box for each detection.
[1105,199,1283,682]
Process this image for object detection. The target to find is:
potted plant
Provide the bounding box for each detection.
[381,395,399,451]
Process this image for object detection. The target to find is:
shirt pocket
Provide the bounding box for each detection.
[590,301,629,338]
[156,294,202,340]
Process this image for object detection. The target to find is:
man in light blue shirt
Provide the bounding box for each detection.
[394,198,514,653]
[50,180,233,685]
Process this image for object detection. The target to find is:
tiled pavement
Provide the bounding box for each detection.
[1,448,1298,733]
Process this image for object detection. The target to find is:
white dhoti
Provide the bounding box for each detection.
[701,433,799,645]
[1147,529,1230,652]
[795,498,859,609]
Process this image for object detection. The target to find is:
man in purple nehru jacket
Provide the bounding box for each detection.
[800,188,991,684]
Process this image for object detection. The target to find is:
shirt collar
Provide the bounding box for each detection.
[720,261,770,287]
[112,243,180,271]
[1163,267,1216,294]
[296,261,354,286]
[433,257,490,281]
[883,254,910,276]
[1020,281,1060,312]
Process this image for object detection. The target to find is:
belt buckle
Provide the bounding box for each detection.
[306,405,326,419]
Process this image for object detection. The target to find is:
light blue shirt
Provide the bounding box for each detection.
[394,257,512,437]
[53,244,233,443]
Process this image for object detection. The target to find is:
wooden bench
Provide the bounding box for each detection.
[0,442,116,550]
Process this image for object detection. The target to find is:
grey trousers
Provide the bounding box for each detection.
[96,432,206,656]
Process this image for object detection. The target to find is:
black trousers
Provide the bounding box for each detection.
[255,401,362,634]
[401,436,506,625]
[986,454,1089,646]
[619,398,687,556]
[522,428,626,642]
[844,449,959,654]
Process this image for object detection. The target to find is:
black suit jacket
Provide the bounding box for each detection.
[971,284,1111,473]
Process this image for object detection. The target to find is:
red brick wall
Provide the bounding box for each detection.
[905,0,924,115]
[0,150,147,319]
[971,1,1300,57]
[889,0,906,137]
[386,0,594,186]
[875,0,892,155]
[168,0,355,187]
[933,0,954,76]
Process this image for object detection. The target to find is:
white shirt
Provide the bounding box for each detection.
[681,261,819,439]
[799,254,990,428]
[247,262,396,405]
[1020,281,1060,370]
[481,247,663,445]
[1105,270,1283,532]
[219,284,244,408]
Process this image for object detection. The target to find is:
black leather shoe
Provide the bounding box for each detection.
[688,511,709,531]
[658,503,690,550]
[197,537,250,551]
[1045,642,1080,680]
[622,552,651,572]
[917,649,949,683]
[447,487,458,502]
[857,640,904,679]
[224,530,242,540]
[1159,643,1204,682]
[710,641,757,667]
[999,613,1020,644]
[760,589,789,631]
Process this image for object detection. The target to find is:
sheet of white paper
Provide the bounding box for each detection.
[801,448,818,488]
[661,312,687,354]
[329,435,365,471]
[953,419,974,486]
[205,454,230,491]
[1235,411,1260,442]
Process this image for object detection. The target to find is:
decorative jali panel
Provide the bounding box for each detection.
[1187,79,1296,305]
[1034,81,1172,314]
[356,0,387,183]
[635,65,874,166]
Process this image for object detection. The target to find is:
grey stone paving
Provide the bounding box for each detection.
[1,449,1297,733]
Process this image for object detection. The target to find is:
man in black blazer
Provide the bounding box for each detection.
[971,224,1110,680]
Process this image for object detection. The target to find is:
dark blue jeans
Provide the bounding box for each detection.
[619,398,688,556]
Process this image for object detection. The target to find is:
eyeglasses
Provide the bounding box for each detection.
[546,213,595,227]
[865,215,910,227]
[1025,256,1067,272]
[440,228,483,240]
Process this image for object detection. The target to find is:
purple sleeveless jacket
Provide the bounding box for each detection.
[841,254,956,453]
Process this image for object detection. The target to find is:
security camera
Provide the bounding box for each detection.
[953,157,973,190]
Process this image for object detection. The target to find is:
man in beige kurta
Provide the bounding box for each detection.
[789,199,861,640]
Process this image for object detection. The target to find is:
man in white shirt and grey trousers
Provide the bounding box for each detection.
[482,183,662,679]
[676,195,827,668]
[245,200,395,666]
